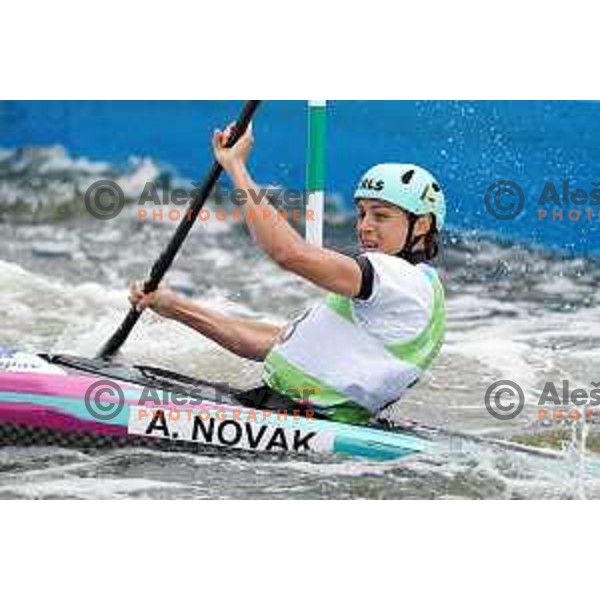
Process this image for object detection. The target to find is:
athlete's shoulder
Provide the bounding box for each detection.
[362,251,433,292]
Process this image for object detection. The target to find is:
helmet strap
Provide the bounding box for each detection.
[396,214,438,264]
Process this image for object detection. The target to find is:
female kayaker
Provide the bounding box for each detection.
[129,123,446,424]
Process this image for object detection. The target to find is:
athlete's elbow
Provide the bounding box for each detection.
[234,341,271,362]
[230,329,277,362]
[269,242,304,270]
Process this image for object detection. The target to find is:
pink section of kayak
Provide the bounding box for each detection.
[0,371,144,404]
[0,371,237,412]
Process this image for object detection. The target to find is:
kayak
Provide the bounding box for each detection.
[3,349,600,475]
[0,350,433,460]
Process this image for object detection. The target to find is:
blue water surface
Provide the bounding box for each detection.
[1,100,599,255]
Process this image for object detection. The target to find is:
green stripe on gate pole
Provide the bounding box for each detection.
[305,100,326,246]
[306,100,326,190]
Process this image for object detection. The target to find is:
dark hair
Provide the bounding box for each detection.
[422,216,440,261]
[398,214,440,264]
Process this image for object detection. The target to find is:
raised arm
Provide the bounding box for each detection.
[212,124,364,299]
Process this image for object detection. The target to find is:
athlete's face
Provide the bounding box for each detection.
[356,199,410,254]
[356,199,433,255]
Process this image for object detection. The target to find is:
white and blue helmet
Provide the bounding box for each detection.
[354,163,446,230]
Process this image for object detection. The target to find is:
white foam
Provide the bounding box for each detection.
[0,477,188,499]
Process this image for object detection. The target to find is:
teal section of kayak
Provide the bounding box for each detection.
[0,391,130,426]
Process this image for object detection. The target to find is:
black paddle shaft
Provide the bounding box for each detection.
[97,101,262,360]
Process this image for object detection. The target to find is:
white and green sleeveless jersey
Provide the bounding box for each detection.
[262,252,446,423]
